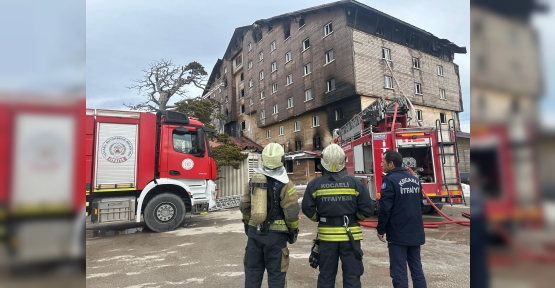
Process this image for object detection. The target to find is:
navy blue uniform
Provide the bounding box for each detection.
[303,168,374,288]
[377,167,427,288]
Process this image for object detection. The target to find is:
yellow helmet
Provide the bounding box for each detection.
[262,142,284,169]
[321,144,346,172]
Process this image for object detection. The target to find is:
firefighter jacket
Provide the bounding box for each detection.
[302,168,374,242]
[376,167,425,246]
[240,174,300,233]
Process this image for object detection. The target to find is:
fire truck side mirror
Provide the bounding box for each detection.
[196,128,206,156]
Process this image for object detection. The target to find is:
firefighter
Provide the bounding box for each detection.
[376,150,427,288]
[240,142,300,288]
[302,143,374,288]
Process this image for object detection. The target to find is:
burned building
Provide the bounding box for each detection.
[203,0,466,183]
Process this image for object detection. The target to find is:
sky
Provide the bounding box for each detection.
[86,0,470,130]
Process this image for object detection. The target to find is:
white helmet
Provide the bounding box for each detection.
[321,144,346,172]
[262,142,284,169]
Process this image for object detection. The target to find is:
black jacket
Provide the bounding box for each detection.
[302,168,374,226]
[376,167,425,246]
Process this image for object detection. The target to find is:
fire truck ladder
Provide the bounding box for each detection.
[436,118,466,206]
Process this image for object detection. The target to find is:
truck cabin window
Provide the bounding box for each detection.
[173,132,198,154]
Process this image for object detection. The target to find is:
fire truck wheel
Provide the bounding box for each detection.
[422,206,432,214]
[144,193,186,232]
[429,204,443,213]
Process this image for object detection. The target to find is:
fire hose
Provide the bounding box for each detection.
[359,191,470,229]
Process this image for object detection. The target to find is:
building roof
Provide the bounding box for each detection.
[456,131,470,139]
[230,136,264,151]
[285,150,322,160]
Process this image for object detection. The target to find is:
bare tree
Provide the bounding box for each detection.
[125,59,207,111]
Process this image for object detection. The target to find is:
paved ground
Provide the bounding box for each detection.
[86,201,470,288]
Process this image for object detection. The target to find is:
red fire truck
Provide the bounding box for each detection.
[86,108,217,232]
[333,97,465,211]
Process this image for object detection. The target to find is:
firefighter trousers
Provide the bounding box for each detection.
[388,243,427,288]
[317,240,364,288]
[244,226,289,288]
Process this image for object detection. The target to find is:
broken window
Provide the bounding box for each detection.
[313,135,321,150]
[335,108,343,121]
[285,160,293,173]
[241,121,246,130]
[240,104,245,114]
[295,140,302,151]
[299,17,305,28]
[284,24,291,39]
[240,73,244,81]
[240,89,245,98]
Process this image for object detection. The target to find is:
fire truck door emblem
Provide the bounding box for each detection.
[101,136,133,163]
[182,158,194,170]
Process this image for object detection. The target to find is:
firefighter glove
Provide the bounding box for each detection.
[288,229,299,244]
[309,239,319,269]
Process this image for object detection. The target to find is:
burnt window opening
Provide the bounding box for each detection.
[241,121,246,130]
[284,24,291,40]
[240,73,244,81]
[314,158,322,172]
[376,27,384,35]
[440,113,447,124]
[285,160,294,173]
[268,24,273,32]
[299,17,305,27]
[240,104,245,114]
[313,135,322,150]
[240,89,245,98]
[295,140,302,151]
[335,108,343,121]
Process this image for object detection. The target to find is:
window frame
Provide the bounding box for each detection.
[287,97,294,109]
[305,88,313,101]
[384,76,393,89]
[285,51,292,63]
[439,88,446,100]
[335,108,343,121]
[312,115,320,127]
[259,70,264,80]
[324,22,333,37]
[326,78,336,93]
[286,74,293,86]
[416,109,423,121]
[294,121,301,132]
[279,126,284,136]
[271,40,276,51]
[440,113,447,124]
[261,109,266,119]
[412,57,420,69]
[260,90,265,99]
[271,61,277,72]
[304,63,311,76]
[273,104,278,114]
[302,38,310,51]
[325,49,334,64]
[414,82,422,95]
[267,130,271,139]
[259,51,264,61]
[437,65,444,76]
[382,47,391,61]
[272,83,278,93]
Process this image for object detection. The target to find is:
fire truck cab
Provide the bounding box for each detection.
[86,109,217,232]
[334,97,465,212]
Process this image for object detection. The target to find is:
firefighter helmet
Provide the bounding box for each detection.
[321,144,346,172]
[262,142,284,169]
